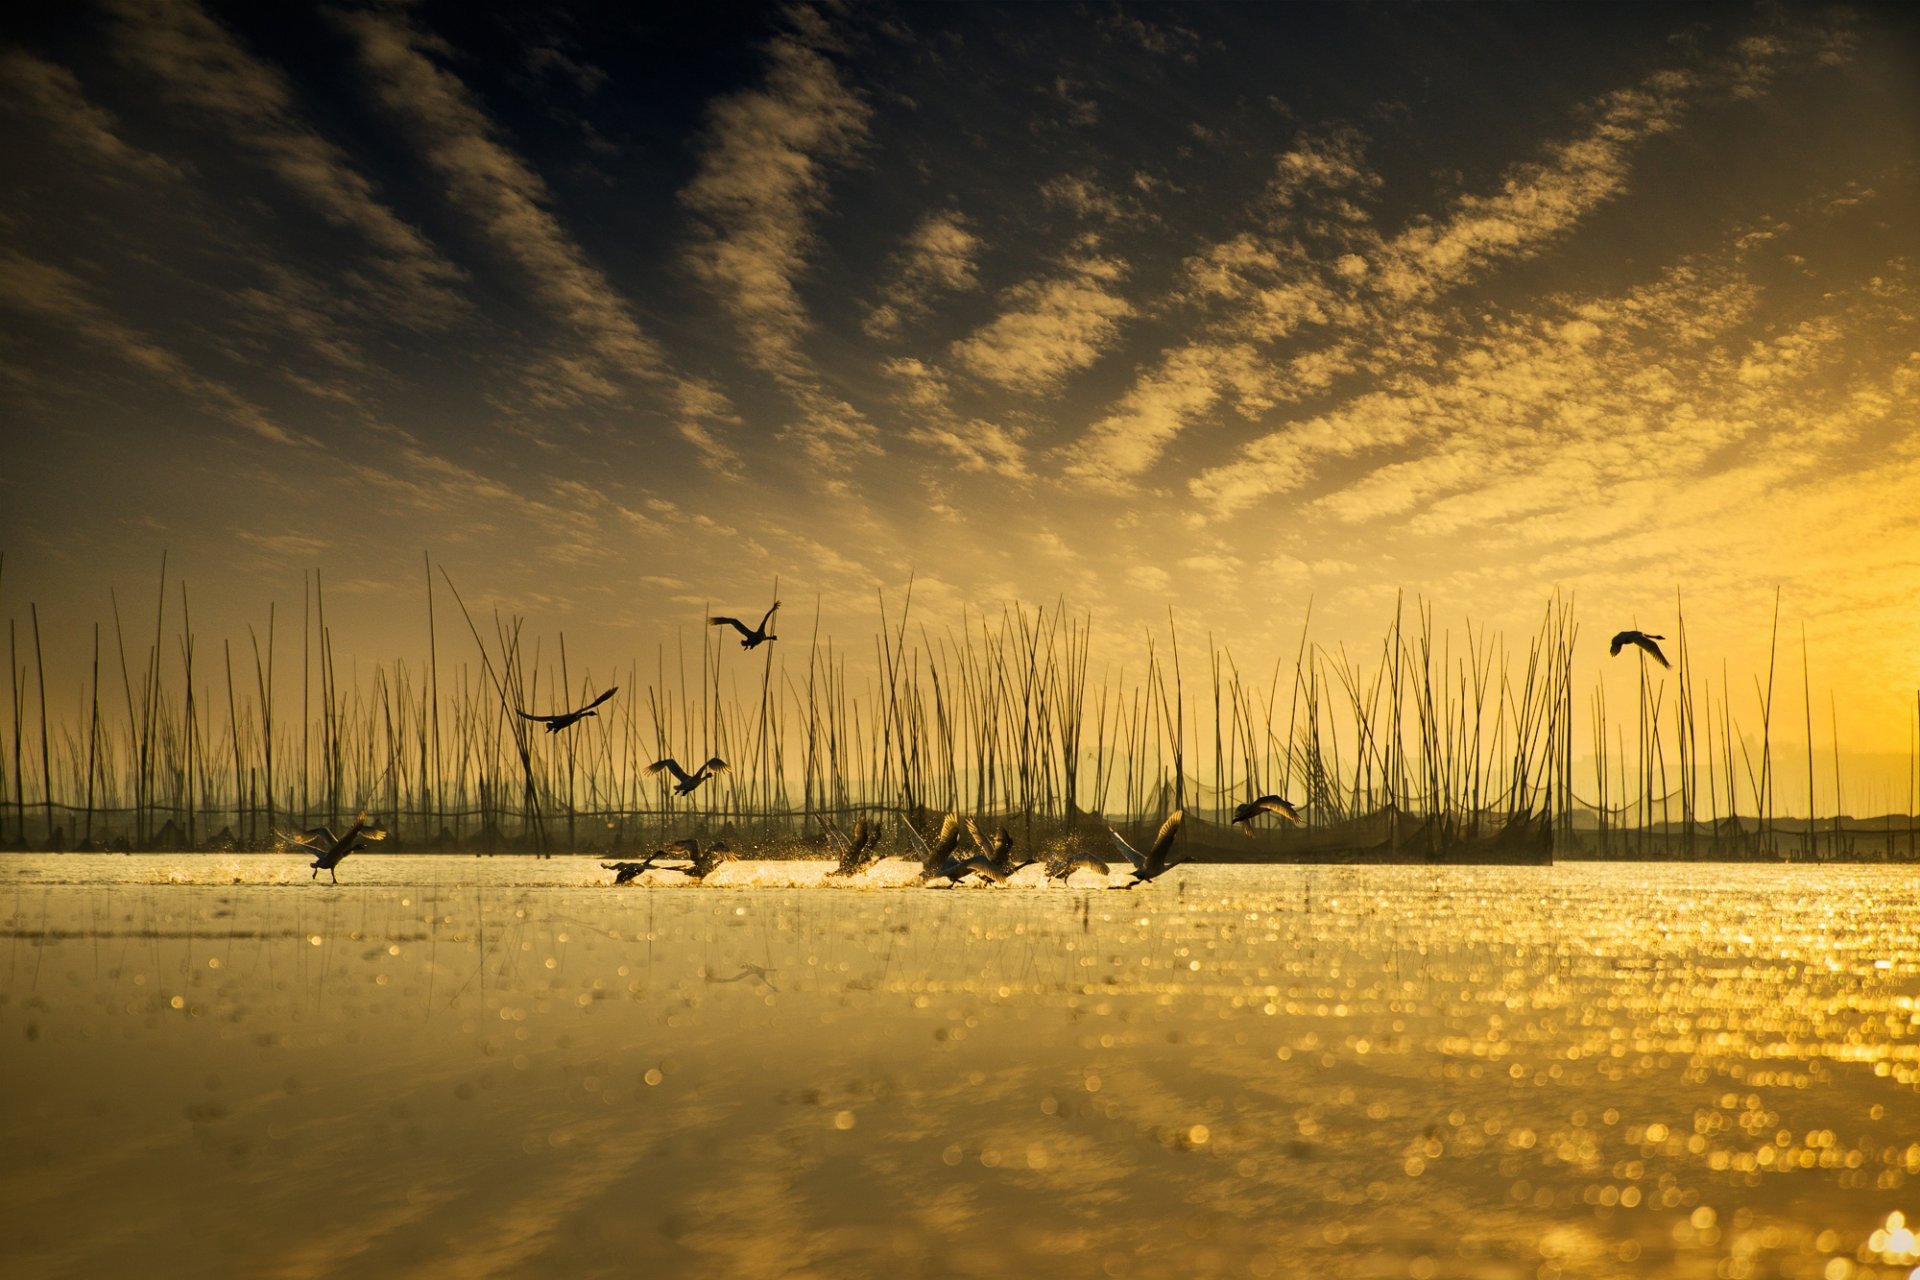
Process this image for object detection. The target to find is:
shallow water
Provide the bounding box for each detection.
[3,856,1918,1279]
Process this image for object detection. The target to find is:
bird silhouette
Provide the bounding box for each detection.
[827,817,883,876]
[1609,630,1670,668]
[601,851,669,884]
[517,686,617,733]
[906,813,967,881]
[1045,846,1111,882]
[1231,795,1301,835]
[647,756,730,795]
[956,819,1033,884]
[710,602,779,650]
[285,813,387,883]
[1108,810,1185,888]
[650,838,734,881]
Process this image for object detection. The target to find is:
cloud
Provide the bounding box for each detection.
[906,419,1030,480]
[104,0,466,329]
[339,6,737,463]
[1063,342,1279,483]
[680,13,871,380]
[950,251,1134,393]
[0,48,184,182]
[864,210,981,338]
[0,251,310,448]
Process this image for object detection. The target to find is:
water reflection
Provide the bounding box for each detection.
[1,857,1917,1277]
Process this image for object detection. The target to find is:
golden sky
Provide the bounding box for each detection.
[2,1,1917,792]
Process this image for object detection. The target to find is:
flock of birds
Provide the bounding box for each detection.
[277,604,1673,884]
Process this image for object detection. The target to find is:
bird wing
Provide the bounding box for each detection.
[756,601,780,632]
[514,708,551,722]
[709,616,753,638]
[1259,797,1301,822]
[581,686,618,712]
[1107,825,1145,869]
[933,814,961,858]
[647,758,692,785]
[1637,636,1672,668]
[1144,810,1184,873]
[964,817,993,859]
[702,756,731,775]
[1608,632,1627,656]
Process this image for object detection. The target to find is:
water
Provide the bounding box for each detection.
[3,856,1918,1278]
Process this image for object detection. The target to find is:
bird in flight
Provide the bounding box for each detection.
[957,818,1033,884]
[1609,631,1670,668]
[680,839,736,881]
[1108,810,1185,888]
[710,602,779,650]
[647,756,729,795]
[517,687,617,733]
[1230,795,1301,835]
[602,851,671,884]
[284,813,387,883]
[906,813,967,881]
[827,816,883,877]
[1045,846,1110,883]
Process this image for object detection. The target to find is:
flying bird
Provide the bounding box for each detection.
[906,813,966,881]
[681,839,736,881]
[1609,631,1670,668]
[284,813,387,883]
[710,602,779,650]
[956,818,1033,884]
[517,686,617,733]
[647,756,730,795]
[827,817,883,877]
[1045,847,1111,882]
[602,854,666,885]
[1108,810,1185,888]
[1231,795,1301,835]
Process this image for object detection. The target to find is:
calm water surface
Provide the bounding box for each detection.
[3,856,1918,1279]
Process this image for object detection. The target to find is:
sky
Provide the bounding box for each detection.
[2,1,1918,791]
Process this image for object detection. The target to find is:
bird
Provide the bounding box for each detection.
[710,601,779,650]
[646,837,735,880]
[906,813,966,881]
[517,686,617,733]
[1108,810,1185,888]
[285,813,387,883]
[1230,795,1301,835]
[1044,846,1111,883]
[956,818,1033,884]
[1609,630,1670,668]
[647,756,730,795]
[602,856,663,885]
[827,817,883,877]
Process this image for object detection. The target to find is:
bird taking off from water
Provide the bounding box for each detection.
[518,687,617,733]
[710,602,779,650]
[285,813,387,883]
[647,756,729,795]
[906,813,968,882]
[1108,810,1185,888]
[1609,631,1670,668]
[827,817,883,877]
[957,818,1033,884]
[1230,795,1301,835]
[1045,846,1110,883]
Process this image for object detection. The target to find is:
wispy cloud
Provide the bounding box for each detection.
[0,250,311,447]
[0,47,184,181]
[950,248,1133,393]
[906,418,1031,480]
[680,8,871,380]
[863,209,981,339]
[104,0,465,329]
[339,6,738,466]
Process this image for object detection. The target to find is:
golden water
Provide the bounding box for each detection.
[3,857,1917,1278]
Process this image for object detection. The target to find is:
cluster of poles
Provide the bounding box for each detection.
[2,554,1917,860]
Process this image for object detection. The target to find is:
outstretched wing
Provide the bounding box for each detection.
[514,708,551,722]
[756,601,781,632]
[1143,810,1185,873]
[1107,825,1145,869]
[964,817,993,860]
[701,756,731,775]
[647,758,693,785]
[1636,635,1672,668]
[580,686,617,713]
[1258,797,1300,823]
[709,616,753,638]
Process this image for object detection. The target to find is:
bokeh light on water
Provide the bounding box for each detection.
[2,856,1917,1278]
